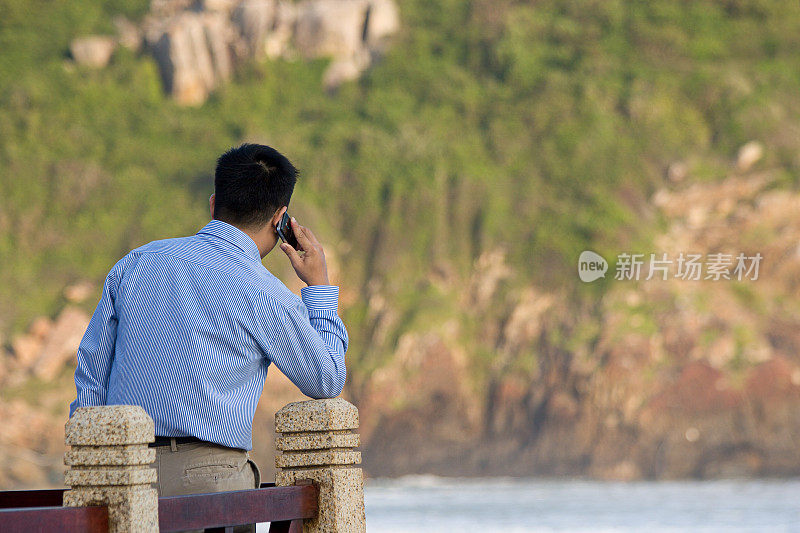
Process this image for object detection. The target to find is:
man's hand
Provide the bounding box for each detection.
[280,218,330,286]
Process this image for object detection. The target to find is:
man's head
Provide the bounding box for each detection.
[212,143,297,230]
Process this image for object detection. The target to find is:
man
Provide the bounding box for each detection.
[68,144,347,514]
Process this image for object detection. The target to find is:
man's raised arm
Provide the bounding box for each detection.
[258,287,348,399]
[265,218,348,398]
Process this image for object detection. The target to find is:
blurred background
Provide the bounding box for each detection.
[2,0,800,529]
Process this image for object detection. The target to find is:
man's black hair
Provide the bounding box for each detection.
[214,143,297,228]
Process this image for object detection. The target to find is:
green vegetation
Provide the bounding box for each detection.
[1,0,799,389]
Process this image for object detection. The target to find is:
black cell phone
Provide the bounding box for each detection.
[276,212,300,250]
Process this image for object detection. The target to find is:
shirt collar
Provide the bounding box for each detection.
[197,219,262,262]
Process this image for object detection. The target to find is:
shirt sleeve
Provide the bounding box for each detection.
[257,285,348,399]
[68,260,124,417]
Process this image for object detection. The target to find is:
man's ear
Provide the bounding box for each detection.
[209,194,216,218]
[271,206,288,228]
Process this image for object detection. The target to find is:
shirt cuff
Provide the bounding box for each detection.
[300,285,340,312]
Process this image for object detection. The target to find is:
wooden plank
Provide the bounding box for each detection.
[0,484,278,508]
[0,488,67,509]
[159,484,318,532]
[0,505,108,532]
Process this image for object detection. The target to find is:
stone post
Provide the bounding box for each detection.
[63,405,158,533]
[275,398,366,533]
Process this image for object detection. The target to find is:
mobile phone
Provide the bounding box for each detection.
[276,212,300,250]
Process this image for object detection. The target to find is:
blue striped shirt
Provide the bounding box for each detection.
[68,219,348,450]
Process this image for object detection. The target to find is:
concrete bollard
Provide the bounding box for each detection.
[63,405,158,532]
[275,398,366,533]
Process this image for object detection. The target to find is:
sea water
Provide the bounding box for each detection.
[363,476,800,532]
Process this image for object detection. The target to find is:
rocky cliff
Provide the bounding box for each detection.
[70,0,399,104]
[356,148,800,479]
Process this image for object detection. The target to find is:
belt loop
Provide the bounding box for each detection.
[170,437,178,452]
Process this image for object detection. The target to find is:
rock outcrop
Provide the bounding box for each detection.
[71,0,400,105]
[7,307,90,384]
[145,9,237,105]
[70,36,117,68]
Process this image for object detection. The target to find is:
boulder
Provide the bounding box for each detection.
[148,12,234,106]
[113,16,143,51]
[202,0,240,11]
[294,0,370,60]
[29,317,53,340]
[70,36,116,68]
[204,12,235,81]
[265,1,297,58]
[737,141,763,172]
[364,0,400,45]
[150,0,194,17]
[230,0,297,59]
[666,161,688,182]
[64,282,94,303]
[232,0,278,58]
[11,335,40,369]
[323,49,370,91]
[33,307,90,381]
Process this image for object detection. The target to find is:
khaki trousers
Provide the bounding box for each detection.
[150,438,262,533]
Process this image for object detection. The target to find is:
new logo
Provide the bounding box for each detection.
[578,250,608,282]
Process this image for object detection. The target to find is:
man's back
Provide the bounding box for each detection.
[69,143,344,516]
[69,219,348,451]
